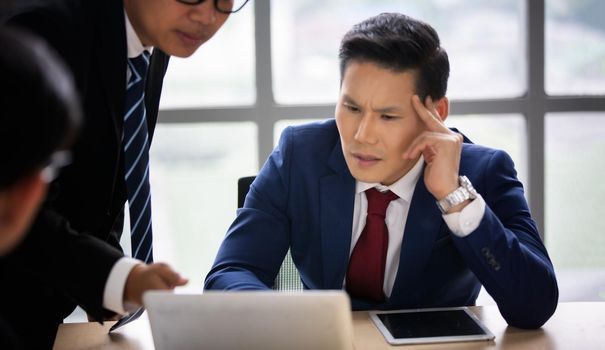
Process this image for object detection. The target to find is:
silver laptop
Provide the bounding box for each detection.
[144,290,354,350]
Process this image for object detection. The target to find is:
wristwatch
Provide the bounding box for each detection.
[436,175,478,214]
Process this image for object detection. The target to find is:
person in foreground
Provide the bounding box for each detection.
[2,0,250,348]
[0,27,77,349]
[0,24,188,349]
[0,27,183,349]
[205,12,559,329]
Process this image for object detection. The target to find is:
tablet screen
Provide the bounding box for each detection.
[370,307,495,345]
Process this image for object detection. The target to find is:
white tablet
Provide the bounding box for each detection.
[369,307,495,345]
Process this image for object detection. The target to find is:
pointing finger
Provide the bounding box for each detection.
[412,95,449,133]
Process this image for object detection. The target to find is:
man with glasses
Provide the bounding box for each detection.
[2,0,249,348]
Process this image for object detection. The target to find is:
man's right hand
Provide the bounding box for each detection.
[123,262,188,307]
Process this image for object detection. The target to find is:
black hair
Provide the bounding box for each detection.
[339,12,449,101]
[0,26,81,189]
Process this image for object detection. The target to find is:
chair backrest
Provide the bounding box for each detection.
[237,176,256,208]
[237,176,303,291]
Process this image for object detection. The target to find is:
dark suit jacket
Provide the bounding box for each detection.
[205,119,559,329]
[0,0,169,348]
[0,315,20,350]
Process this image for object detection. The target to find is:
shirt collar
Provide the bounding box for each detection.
[355,156,424,203]
[124,10,152,58]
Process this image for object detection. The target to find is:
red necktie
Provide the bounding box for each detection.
[346,188,399,302]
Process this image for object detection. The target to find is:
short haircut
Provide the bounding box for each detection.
[339,12,449,101]
[0,27,81,189]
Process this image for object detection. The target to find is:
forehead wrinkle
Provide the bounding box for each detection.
[373,105,405,114]
[342,90,408,114]
[341,64,414,114]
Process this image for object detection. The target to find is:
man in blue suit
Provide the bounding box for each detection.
[205,12,558,329]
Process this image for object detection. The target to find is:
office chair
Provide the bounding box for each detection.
[238,176,303,291]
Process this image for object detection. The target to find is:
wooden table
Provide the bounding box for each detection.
[53,302,605,349]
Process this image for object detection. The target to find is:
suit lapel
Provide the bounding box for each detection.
[390,174,443,301]
[95,2,127,143]
[145,50,170,142]
[320,141,356,289]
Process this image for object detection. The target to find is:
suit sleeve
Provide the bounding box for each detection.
[204,128,295,290]
[8,204,123,320]
[452,150,558,329]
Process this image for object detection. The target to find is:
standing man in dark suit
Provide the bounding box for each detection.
[205,13,559,329]
[2,0,249,348]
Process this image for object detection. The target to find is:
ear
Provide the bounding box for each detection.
[0,172,47,255]
[434,96,449,122]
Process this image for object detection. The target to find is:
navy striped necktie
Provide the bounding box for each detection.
[123,51,153,264]
[110,52,152,331]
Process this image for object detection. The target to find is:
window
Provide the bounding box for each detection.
[545,113,605,269]
[271,0,525,104]
[150,123,258,282]
[546,0,605,95]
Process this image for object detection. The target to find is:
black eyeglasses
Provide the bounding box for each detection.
[41,151,72,183]
[176,0,250,14]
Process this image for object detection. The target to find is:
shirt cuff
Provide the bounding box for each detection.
[442,194,486,237]
[103,257,141,315]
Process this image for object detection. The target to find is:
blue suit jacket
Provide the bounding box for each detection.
[205,120,558,329]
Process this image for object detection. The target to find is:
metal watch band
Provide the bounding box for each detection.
[436,176,478,214]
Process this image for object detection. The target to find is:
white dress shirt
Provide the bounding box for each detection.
[102,11,153,316]
[346,156,487,297]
